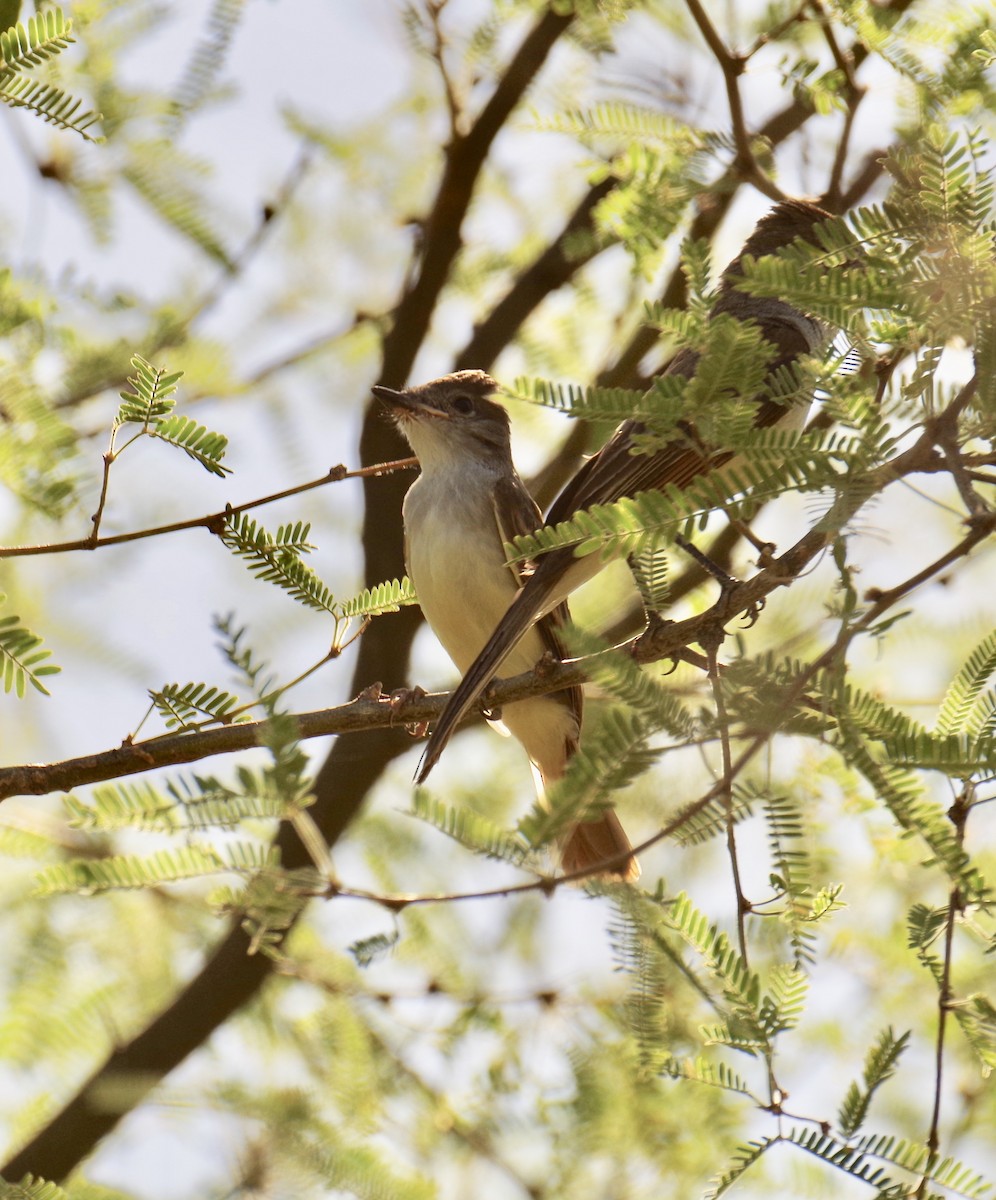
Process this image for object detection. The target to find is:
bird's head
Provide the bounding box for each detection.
[738,199,835,259]
[373,370,512,470]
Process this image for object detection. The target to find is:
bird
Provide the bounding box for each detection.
[375,371,640,879]
[412,199,837,783]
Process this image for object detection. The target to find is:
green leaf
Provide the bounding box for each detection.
[34,842,278,895]
[339,577,418,619]
[507,375,676,424]
[951,993,996,1071]
[704,1136,775,1198]
[0,595,59,697]
[834,712,984,901]
[165,0,248,132]
[64,780,178,832]
[0,74,101,140]
[150,681,243,730]
[934,630,996,736]
[881,731,996,776]
[0,1175,72,1200]
[411,792,530,866]
[848,1130,993,1197]
[564,627,696,739]
[221,513,337,614]
[759,963,808,1036]
[348,930,400,968]
[762,790,823,965]
[124,139,234,267]
[837,1027,911,1137]
[660,1055,753,1096]
[0,9,72,75]
[628,543,671,613]
[522,707,658,852]
[151,413,231,476]
[664,892,767,1048]
[782,1127,897,1191]
[116,355,183,425]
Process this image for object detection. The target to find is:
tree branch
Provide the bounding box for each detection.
[455,176,617,372]
[4,404,986,807]
[684,0,783,199]
[0,458,417,559]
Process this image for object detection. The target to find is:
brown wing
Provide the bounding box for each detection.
[547,320,815,525]
[491,472,583,743]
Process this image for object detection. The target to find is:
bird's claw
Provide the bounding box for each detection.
[386,684,429,737]
[739,595,766,627]
[632,610,679,668]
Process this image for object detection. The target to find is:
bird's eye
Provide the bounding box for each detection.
[451,394,474,415]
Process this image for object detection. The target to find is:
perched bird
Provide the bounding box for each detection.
[415,200,836,781]
[376,371,639,880]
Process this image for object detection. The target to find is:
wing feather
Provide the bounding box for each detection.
[491,472,582,741]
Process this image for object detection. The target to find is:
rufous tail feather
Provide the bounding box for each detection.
[560,810,640,882]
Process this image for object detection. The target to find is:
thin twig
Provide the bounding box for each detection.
[744,1,810,58]
[88,431,118,544]
[932,423,989,516]
[924,786,970,1159]
[827,89,865,208]
[814,0,868,208]
[707,636,749,963]
[424,0,461,136]
[810,0,861,90]
[0,457,418,559]
[684,0,782,199]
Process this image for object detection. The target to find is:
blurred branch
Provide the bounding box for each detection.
[684,0,784,200]
[455,176,617,371]
[423,0,461,136]
[55,141,318,411]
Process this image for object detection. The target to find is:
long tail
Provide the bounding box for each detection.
[415,574,557,783]
[561,809,640,881]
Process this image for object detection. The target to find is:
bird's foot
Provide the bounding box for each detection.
[632,610,680,672]
[386,684,429,737]
[674,533,767,627]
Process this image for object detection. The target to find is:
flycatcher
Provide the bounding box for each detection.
[376,372,640,880]
[415,199,837,781]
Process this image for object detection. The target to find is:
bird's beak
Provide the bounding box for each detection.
[372,385,448,419]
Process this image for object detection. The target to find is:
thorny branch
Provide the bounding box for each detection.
[2,379,989,807]
[0,457,418,559]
